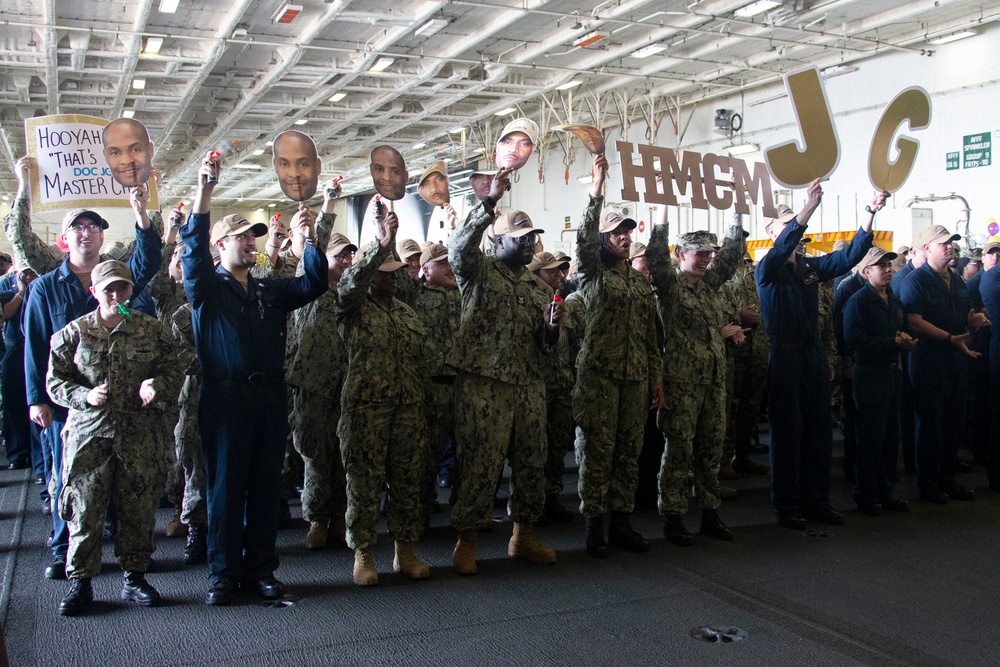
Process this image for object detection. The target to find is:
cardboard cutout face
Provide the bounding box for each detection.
[555,124,605,155]
[101,118,154,188]
[272,130,321,201]
[370,145,408,200]
[496,133,535,170]
[470,171,495,202]
[418,163,450,206]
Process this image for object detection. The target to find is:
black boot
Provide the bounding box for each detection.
[663,515,694,546]
[59,578,93,616]
[184,524,207,565]
[700,509,733,541]
[608,512,650,553]
[121,571,161,607]
[584,515,609,558]
[544,495,574,523]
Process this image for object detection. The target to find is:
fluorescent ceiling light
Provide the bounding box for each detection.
[268,202,277,207]
[449,126,465,134]
[412,142,426,149]
[266,141,274,147]
[328,92,347,102]
[122,110,135,118]
[734,0,780,18]
[240,164,264,170]
[294,119,308,125]
[556,80,583,91]
[631,44,665,59]
[495,107,517,116]
[928,29,976,45]
[252,149,265,156]
[414,18,449,38]
[724,143,759,156]
[573,31,607,48]
[132,79,146,90]
[143,37,163,54]
[369,57,395,73]
[158,0,180,14]
[578,174,594,184]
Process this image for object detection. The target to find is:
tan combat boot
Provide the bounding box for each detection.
[508,523,556,565]
[353,548,378,586]
[305,521,328,550]
[164,508,187,538]
[393,541,430,580]
[452,529,478,575]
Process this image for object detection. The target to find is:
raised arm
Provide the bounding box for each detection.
[448,167,511,286]
[3,156,64,274]
[337,213,395,316]
[576,154,607,287]
[706,226,746,290]
[126,184,164,293]
[180,153,221,308]
[646,202,676,293]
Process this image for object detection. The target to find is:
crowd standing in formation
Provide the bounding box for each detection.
[1,117,995,618]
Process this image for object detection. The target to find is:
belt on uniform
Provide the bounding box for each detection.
[203,370,284,385]
[431,375,456,385]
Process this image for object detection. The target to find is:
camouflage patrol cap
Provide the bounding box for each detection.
[327,232,357,256]
[629,242,647,260]
[527,252,570,273]
[101,241,129,262]
[397,238,422,260]
[677,230,717,252]
[420,243,449,265]
[91,260,134,291]
[599,210,637,234]
[493,210,542,238]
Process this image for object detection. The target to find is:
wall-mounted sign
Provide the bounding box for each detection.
[946,152,960,171]
[963,133,991,169]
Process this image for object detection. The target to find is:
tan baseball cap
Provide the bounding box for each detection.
[91,260,134,291]
[397,238,422,260]
[528,252,570,272]
[210,214,267,245]
[764,204,796,230]
[61,208,109,233]
[914,224,961,248]
[599,210,637,234]
[498,118,539,146]
[552,251,571,262]
[896,245,911,256]
[493,210,542,238]
[419,161,447,185]
[327,232,357,256]
[378,257,408,273]
[983,242,1000,255]
[101,241,129,262]
[629,242,647,260]
[420,243,449,265]
[858,247,897,271]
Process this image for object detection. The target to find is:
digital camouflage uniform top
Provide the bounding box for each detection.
[47,310,187,459]
[413,283,461,378]
[722,262,770,363]
[647,223,744,386]
[575,195,661,388]
[336,243,431,406]
[447,207,553,385]
[146,242,187,326]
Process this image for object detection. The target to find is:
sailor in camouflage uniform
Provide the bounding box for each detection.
[411,243,462,519]
[448,167,560,575]
[647,207,745,547]
[47,261,185,616]
[336,211,431,586]
[528,252,576,524]
[286,184,351,551]
[573,155,663,558]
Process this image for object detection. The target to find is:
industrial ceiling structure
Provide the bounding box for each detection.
[1,0,998,206]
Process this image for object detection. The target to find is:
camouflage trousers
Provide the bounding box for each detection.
[573,369,647,517]
[59,432,168,579]
[421,380,456,513]
[290,386,346,525]
[725,354,767,460]
[545,387,574,497]
[339,401,426,550]
[451,372,546,531]
[658,381,726,515]
[282,391,304,501]
[171,375,207,526]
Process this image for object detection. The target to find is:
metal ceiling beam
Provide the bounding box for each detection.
[41,0,59,114]
[110,0,155,118]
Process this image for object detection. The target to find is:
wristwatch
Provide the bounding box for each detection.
[865,205,876,215]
